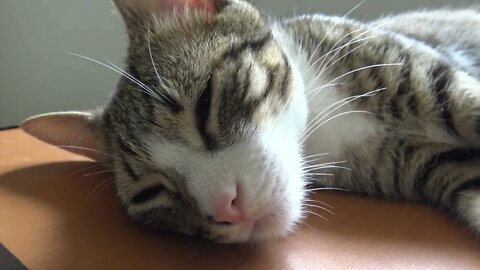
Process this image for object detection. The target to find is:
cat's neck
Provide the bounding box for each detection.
[271,16,384,161]
[272,15,369,98]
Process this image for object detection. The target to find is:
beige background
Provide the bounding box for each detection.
[0,0,475,126]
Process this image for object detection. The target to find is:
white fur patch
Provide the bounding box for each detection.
[247,62,268,99]
[463,192,480,230]
[272,23,382,163]
[449,49,476,70]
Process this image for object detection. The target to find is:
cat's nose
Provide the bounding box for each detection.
[211,186,247,224]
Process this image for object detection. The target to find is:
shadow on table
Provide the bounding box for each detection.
[0,161,477,269]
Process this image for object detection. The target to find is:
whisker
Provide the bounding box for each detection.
[83,169,114,178]
[328,63,403,85]
[302,110,374,143]
[302,88,385,139]
[64,163,104,182]
[300,157,327,166]
[303,210,330,222]
[303,199,334,209]
[57,145,124,161]
[315,18,395,73]
[306,0,366,67]
[307,187,351,192]
[65,52,164,102]
[303,172,335,177]
[302,160,348,169]
[306,35,374,86]
[106,61,167,101]
[308,19,396,83]
[147,25,166,87]
[302,153,330,160]
[86,177,115,203]
[303,165,352,174]
[308,38,373,92]
[303,203,336,215]
[147,26,176,100]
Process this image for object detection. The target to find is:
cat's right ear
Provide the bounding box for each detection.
[21,112,106,161]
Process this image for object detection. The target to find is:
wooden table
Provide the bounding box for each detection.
[0,129,479,270]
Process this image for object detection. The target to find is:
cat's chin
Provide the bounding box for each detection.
[212,218,298,244]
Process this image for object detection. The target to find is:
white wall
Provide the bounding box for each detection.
[0,0,475,127]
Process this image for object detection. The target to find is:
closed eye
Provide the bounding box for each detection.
[195,76,216,150]
[131,184,166,204]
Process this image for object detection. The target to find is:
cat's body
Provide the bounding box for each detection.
[22,0,480,243]
[282,8,480,220]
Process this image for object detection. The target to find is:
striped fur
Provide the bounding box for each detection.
[21,1,480,243]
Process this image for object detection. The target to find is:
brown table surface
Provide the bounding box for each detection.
[0,128,479,270]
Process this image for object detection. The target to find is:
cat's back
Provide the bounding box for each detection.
[370,8,480,78]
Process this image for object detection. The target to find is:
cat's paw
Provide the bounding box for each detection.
[456,190,480,234]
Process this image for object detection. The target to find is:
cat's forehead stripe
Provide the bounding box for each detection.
[222,33,272,59]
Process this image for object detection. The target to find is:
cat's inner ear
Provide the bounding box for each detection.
[21,112,105,161]
[114,0,218,14]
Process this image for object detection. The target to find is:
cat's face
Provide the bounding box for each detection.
[22,0,308,243]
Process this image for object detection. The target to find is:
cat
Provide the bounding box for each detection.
[21,0,480,243]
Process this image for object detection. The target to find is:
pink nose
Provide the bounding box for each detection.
[211,187,246,224]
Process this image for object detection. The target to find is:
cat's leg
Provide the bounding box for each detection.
[321,134,480,234]
[399,139,480,233]
[418,63,480,146]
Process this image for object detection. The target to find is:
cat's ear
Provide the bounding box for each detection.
[114,0,220,15]
[113,0,226,39]
[21,112,105,161]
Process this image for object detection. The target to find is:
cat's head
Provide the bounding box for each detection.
[22,0,308,243]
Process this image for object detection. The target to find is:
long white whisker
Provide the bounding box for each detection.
[303,199,334,209]
[303,172,335,177]
[309,39,373,92]
[303,203,336,215]
[301,158,325,166]
[307,187,351,192]
[328,63,403,85]
[306,83,345,97]
[147,26,177,100]
[306,27,367,75]
[86,177,115,203]
[306,33,373,81]
[83,169,114,177]
[302,88,385,139]
[303,165,352,173]
[306,0,366,66]
[147,26,166,87]
[307,19,393,81]
[57,145,123,161]
[63,163,105,183]
[303,153,330,160]
[65,51,164,102]
[303,210,330,222]
[302,110,374,142]
[106,61,166,101]
[303,160,348,168]
[315,19,396,74]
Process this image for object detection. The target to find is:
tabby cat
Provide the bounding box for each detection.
[22,0,480,243]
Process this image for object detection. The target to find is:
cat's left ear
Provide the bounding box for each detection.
[21,112,105,161]
[114,0,222,15]
[113,0,226,38]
